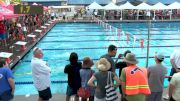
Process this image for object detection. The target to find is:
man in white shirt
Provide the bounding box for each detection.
[31,47,52,101]
[169,50,180,81]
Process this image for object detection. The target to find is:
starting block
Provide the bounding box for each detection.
[35,29,42,36]
[0,52,13,64]
[27,34,36,42]
[41,26,47,32]
[15,41,27,51]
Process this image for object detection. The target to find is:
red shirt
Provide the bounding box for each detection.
[0,23,5,33]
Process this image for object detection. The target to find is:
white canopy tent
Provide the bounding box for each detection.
[87,2,103,9]
[118,1,136,20]
[151,2,168,10]
[135,2,152,10]
[167,2,180,9]
[151,2,168,20]
[118,1,136,9]
[103,2,119,10]
[167,2,180,20]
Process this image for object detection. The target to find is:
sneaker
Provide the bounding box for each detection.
[163,95,169,100]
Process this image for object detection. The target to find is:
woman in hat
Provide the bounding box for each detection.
[88,58,120,101]
[80,57,95,101]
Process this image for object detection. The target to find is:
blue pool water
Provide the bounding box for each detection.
[13,22,180,95]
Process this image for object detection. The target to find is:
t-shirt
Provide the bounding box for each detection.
[116,61,127,77]
[120,69,145,101]
[94,71,114,99]
[64,62,82,90]
[101,54,115,72]
[170,50,180,68]
[80,68,95,96]
[0,67,14,95]
[170,72,180,101]
[148,64,167,92]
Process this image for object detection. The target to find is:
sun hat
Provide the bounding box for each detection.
[155,52,165,60]
[96,58,111,71]
[82,57,94,68]
[124,53,138,64]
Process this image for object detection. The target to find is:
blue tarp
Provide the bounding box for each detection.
[67,0,111,5]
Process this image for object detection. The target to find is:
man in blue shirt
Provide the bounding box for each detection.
[0,60,15,101]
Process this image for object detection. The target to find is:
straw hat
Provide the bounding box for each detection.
[96,58,111,71]
[82,57,94,68]
[124,53,138,64]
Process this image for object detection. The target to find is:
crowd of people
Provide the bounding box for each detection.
[63,45,179,101]
[0,14,51,47]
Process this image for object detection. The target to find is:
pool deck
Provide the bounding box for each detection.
[12,89,169,101]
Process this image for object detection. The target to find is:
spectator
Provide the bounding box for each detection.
[120,53,150,101]
[0,60,15,101]
[115,50,131,100]
[0,20,7,46]
[80,57,95,101]
[88,58,120,101]
[169,72,180,101]
[100,45,117,73]
[146,52,167,101]
[31,47,52,101]
[64,52,82,101]
[169,50,180,81]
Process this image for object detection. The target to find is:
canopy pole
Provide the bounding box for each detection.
[137,10,139,20]
[170,9,172,20]
[153,10,155,20]
[120,10,122,20]
[146,20,151,68]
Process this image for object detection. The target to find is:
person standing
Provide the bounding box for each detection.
[146,52,167,101]
[64,52,82,101]
[0,20,7,46]
[100,45,117,73]
[169,72,180,101]
[0,60,15,101]
[80,57,95,101]
[88,58,120,101]
[115,50,131,100]
[169,50,180,81]
[31,47,52,101]
[120,53,150,101]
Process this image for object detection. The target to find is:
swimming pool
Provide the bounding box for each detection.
[13,22,180,95]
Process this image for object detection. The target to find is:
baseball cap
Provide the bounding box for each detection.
[156,52,165,60]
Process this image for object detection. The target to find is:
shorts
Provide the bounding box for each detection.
[0,89,13,101]
[66,85,78,96]
[38,87,52,100]
[0,33,7,40]
[146,92,163,101]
